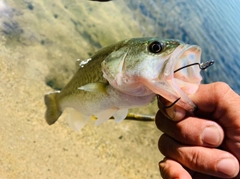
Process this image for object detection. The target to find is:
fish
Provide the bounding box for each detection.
[44,37,202,130]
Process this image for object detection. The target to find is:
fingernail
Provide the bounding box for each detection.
[217,158,238,177]
[165,106,186,121]
[201,126,221,146]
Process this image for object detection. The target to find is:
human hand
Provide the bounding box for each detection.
[155,82,240,178]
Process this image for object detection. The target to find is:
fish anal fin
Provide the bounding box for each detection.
[66,108,89,131]
[44,91,62,125]
[113,108,128,123]
[78,82,108,93]
[95,108,117,126]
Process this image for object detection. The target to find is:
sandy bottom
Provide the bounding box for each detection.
[0,47,163,178]
[0,0,164,178]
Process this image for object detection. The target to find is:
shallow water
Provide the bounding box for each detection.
[0,0,239,178]
[126,0,240,93]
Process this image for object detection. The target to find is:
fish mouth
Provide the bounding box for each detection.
[170,44,202,95]
[159,44,202,111]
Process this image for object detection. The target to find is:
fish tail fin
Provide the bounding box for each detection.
[44,92,62,125]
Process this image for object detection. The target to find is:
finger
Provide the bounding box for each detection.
[159,158,214,179]
[155,111,224,147]
[222,138,240,165]
[159,158,192,179]
[190,82,240,120]
[159,134,239,178]
[158,82,240,122]
[191,82,240,161]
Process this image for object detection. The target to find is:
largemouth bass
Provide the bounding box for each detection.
[44,37,202,130]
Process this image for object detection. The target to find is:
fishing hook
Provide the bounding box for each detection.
[157,95,181,108]
[174,60,214,73]
[158,60,214,108]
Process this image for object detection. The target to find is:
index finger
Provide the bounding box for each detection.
[189,82,240,122]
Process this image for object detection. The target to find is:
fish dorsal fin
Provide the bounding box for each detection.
[95,108,117,126]
[113,108,128,123]
[78,82,108,93]
[66,108,90,131]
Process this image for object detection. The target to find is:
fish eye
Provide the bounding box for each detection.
[148,41,163,53]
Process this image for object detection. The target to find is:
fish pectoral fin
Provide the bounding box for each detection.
[113,108,128,123]
[95,108,117,126]
[78,82,108,93]
[66,108,89,131]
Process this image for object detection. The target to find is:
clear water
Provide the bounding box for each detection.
[128,0,240,93]
[1,0,240,178]
[1,0,240,92]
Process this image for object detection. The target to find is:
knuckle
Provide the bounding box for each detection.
[212,82,240,117]
[213,82,230,90]
[189,148,202,166]
[178,147,203,169]
[212,82,231,99]
[175,119,202,145]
